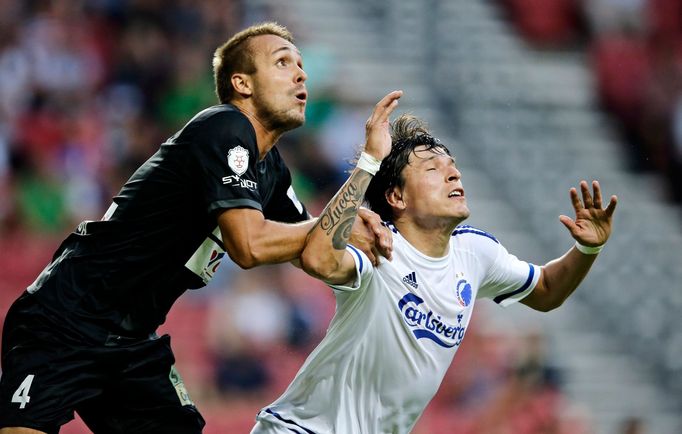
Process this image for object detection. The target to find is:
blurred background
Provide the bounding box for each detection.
[1,0,681,433]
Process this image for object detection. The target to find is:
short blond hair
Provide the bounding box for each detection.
[213,22,294,103]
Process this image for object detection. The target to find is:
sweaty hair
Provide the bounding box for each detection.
[213,22,294,104]
[365,114,451,221]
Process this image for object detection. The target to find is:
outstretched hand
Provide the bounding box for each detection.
[364,90,403,161]
[559,180,617,247]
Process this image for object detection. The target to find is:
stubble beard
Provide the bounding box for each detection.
[254,92,305,133]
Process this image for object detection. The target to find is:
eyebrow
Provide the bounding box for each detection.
[272,46,302,57]
[419,154,456,165]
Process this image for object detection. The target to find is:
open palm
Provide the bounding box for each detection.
[559,180,617,247]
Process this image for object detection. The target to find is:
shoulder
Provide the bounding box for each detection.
[450,224,502,264]
[451,225,499,245]
[182,105,255,143]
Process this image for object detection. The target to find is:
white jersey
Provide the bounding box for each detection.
[255,224,540,434]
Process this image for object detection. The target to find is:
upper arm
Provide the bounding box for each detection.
[324,245,373,290]
[317,250,359,286]
[217,207,267,269]
[470,230,540,307]
[300,236,359,285]
[519,267,552,311]
[188,110,263,214]
[217,207,315,269]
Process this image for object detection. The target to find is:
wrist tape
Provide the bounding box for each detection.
[575,241,604,255]
[357,152,382,176]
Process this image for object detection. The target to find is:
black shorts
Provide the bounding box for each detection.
[0,293,205,434]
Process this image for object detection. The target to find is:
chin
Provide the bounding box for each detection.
[291,112,305,127]
[277,111,305,131]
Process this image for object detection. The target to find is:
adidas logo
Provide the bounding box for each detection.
[402,271,418,289]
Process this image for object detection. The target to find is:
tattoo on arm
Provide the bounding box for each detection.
[316,170,373,250]
[332,218,355,249]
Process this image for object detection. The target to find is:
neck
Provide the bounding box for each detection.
[393,217,461,258]
[231,100,282,160]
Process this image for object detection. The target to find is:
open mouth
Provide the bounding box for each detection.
[448,188,464,198]
[295,90,307,102]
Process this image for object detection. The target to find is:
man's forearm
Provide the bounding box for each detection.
[532,246,599,311]
[219,208,317,269]
[251,218,318,265]
[301,169,373,278]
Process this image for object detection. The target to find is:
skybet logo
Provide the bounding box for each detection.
[222,175,257,190]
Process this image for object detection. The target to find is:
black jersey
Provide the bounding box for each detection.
[27,105,308,342]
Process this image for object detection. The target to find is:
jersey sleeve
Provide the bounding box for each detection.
[475,236,541,307]
[328,244,375,293]
[261,149,310,223]
[187,110,263,214]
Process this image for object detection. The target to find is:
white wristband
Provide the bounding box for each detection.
[575,241,604,255]
[356,152,382,176]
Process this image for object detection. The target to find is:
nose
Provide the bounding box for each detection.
[447,167,461,182]
[296,65,307,83]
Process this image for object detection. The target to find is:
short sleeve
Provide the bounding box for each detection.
[328,244,375,293]
[476,238,541,307]
[261,148,309,223]
[186,108,263,214]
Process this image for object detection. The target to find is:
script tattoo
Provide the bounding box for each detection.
[332,218,355,250]
[317,171,372,250]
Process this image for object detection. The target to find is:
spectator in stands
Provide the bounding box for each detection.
[620,416,647,434]
[207,267,294,399]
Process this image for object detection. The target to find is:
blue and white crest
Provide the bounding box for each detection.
[456,279,472,307]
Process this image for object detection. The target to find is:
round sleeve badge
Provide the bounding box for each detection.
[227,145,249,176]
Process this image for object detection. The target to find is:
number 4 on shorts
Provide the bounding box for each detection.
[12,374,35,409]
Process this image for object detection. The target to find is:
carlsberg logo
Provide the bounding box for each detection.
[398,293,466,348]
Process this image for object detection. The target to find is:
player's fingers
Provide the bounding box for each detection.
[605,195,618,217]
[374,225,393,261]
[375,90,403,111]
[580,180,593,209]
[360,210,393,261]
[368,91,402,125]
[569,187,583,212]
[376,94,401,123]
[559,215,577,235]
[366,248,378,266]
[592,180,603,209]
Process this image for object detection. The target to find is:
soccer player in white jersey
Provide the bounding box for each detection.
[251,91,618,434]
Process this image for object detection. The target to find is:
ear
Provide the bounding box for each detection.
[231,73,253,98]
[385,186,406,212]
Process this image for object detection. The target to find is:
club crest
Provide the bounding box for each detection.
[227,145,249,176]
[456,279,472,307]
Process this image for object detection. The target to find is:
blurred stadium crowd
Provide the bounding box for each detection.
[0,0,671,433]
[501,0,682,203]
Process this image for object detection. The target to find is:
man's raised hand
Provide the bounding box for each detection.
[559,180,617,247]
[364,90,403,161]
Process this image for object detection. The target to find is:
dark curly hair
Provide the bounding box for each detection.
[365,114,451,221]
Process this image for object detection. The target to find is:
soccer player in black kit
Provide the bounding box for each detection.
[0,23,391,434]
